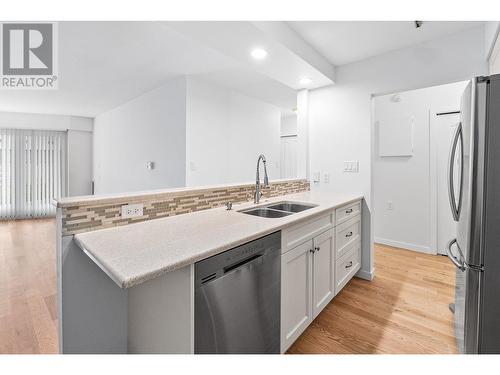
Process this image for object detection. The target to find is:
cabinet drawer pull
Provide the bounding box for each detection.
[345,261,353,269]
[345,208,353,214]
[310,248,315,253]
[345,231,353,238]
[315,246,320,252]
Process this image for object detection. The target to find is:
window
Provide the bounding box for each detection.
[0,128,67,219]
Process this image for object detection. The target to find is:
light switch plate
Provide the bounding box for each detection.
[386,201,394,210]
[344,161,359,173]
[121,203,144,218]
[323,173,330,183]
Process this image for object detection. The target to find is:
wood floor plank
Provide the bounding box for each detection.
[0,220,457,354]
[287,244,457,354]
[0,219,58,354]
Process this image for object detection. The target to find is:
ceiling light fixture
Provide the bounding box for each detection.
[299,77,312,85]
[251,48,268,60]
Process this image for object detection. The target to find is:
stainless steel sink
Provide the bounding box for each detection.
[239,201,317,218]
[266,202,317,213]
[240,208,293,218]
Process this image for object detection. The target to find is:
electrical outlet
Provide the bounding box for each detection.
[323,173,330,183]
[386,201,394,210]
[313,172,320,183]
[121,203,144,218]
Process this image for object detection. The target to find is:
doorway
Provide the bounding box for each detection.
[372,81,468,255]
[280,113,298,179]
[280,135,298,179]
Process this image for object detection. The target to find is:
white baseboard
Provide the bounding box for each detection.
[356,268,375,281]
[374,237,436,255]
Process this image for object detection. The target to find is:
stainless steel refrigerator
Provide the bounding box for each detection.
[446,74,500,354]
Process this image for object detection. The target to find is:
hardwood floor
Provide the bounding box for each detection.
[0,219,456,354]
[0,219,58,354]
[288,244,457,354]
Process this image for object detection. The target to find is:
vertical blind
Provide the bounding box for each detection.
[0,128,67,219]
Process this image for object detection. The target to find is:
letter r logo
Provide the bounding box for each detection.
[2,23,53,75]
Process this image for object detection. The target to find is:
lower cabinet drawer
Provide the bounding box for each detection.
[335,242,361,294]
[335,215,361,259]
[336,200,361,225]
[282,211,334,253]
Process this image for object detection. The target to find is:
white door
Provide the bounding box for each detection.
[312,229,335,318]
[281,240,313,352]
[280,136,298,179]
[434,113,460,255]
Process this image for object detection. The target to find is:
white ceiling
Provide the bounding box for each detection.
[0,22,298,117]
[287,21,484,66]
[0,21,487,118]
[166,22,335,90]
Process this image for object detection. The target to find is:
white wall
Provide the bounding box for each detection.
[0,111,93,197]
[372,81,467,253]
[185,77,281,186]
[489,24,500,74]
[485,21,500,60]
[0,112,92,132]
[307,26,488,279]
[68,130,93,196]
[93,77,187,195]
[280,114,297,136]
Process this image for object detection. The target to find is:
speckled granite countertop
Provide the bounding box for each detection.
[74,191,363,288]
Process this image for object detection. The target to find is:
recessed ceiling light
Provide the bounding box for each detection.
[299,77,312,85]
[251,48,268,60]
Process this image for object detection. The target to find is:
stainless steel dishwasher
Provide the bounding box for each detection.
[194,231,281,354]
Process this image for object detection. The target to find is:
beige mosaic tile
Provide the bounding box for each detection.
[61,179,310,235]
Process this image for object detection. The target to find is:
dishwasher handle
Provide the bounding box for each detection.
[223,254,264,274]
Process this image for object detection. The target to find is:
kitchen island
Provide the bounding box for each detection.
[56,182,369,354]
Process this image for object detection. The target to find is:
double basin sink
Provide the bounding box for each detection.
[239,201,317,218]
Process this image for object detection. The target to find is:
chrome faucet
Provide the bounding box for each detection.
[255,154,269,204]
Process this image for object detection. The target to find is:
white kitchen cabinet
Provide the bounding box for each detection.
[281,225,336,352]
[312,228,335,318]
[281,200,362,352]
[282,211,334,253]
[281,239,313,352]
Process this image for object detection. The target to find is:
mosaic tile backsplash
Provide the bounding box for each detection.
[61,179,310,236]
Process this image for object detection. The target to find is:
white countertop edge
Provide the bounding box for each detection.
[74,192,364,289]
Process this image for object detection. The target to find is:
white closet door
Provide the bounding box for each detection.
[280,136,298,179]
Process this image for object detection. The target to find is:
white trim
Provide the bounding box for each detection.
[375,237,436,255]
[56,209,64,353]
[356,268,375,281]
[429,108,438,253]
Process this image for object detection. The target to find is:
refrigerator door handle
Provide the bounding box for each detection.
[448,122,463,222]
[446,238,466,271]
